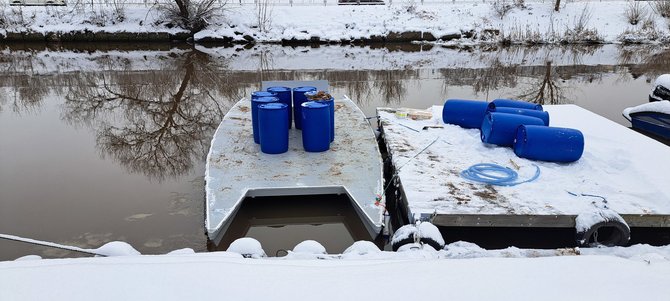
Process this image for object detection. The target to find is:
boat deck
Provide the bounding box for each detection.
[206,97,385,242]
[378,104,670,228]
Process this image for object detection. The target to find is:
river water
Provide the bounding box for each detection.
[1,43,668,260]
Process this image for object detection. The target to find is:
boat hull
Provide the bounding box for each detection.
[205,97,385,243]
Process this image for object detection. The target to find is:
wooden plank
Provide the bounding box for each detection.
[430,214,576,228]
[621,214,670,227]
[430,214,670,228]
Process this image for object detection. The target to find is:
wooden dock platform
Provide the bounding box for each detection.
[377,104,670,232]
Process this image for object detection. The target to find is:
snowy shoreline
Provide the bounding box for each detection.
[2,240,670,301]
[1,1,668,45]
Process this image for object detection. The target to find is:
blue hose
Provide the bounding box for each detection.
[460,163,541,186]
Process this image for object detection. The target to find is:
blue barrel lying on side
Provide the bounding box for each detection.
[514,125,584,163]
[490,99,543,111]
[292,86,317,129]
[480,112,545,146]
[301,101,330,152]
[442,99,489,129]
[488,106,550,126]
[251,96,280,144]
[258,103,289,154]
[306,91,335,142]
[267,86,292,129]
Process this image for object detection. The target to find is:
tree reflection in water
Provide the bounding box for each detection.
[517,61,565,105]
[63,49,242,181]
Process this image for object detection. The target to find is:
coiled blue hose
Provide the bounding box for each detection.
[460,163,541,186]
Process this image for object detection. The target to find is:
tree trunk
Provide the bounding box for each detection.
[554,0,561,12]
[175,0,190,22]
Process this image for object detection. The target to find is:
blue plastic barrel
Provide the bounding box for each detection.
[489,99,543,111]
[251,96,280,144]
[488,106,550,126]
[258,103,289,154]
[292,86,317,129]
[514,125,584,162]
[251,91,277,100]
[306,91,335,142]
[442,99,489,129]
[267,86,292,129]
[301,101,330,152]
[480,112,545,146]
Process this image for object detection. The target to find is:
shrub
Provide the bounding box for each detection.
[562,6,603,44]
[624,1,646,25]
[492,0,513,19]
[159,0,225,33]
[256,0,272,33]
[652,0,670,18]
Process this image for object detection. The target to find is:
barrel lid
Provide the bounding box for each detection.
[304,90,328,97]
[259,103,288,110]
[251,91,277,99]
[252,96,279,104]
[301,101,328,109]
[293,86,317,93]
[267,86,291,92]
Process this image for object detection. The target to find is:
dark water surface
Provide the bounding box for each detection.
[1,43,668,260]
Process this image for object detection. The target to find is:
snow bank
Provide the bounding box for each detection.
[342,240,381,256]
[94,241,141,256]
[2,243,670,301]
[1,2,669,45]
[292,240,327,254]
[226,237,268,258]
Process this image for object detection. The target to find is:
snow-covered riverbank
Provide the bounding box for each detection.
[2,240,670,301]
[1,1,668,45]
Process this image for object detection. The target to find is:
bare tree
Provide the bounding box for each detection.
[159,0,226,33]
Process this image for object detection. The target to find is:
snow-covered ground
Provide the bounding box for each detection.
[1,239,670,300]
[2,2,670,298]
[1,1,669,44]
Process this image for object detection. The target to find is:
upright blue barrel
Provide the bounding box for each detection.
[480,112,545,147]
[292,86,317,129]
[251,91,277,100]
[301,101,330,152]
[490,99,543,111]
[251,96,279,144]
[306,91,335,142]
[488,106,550,126]
[267,86,292,129]
[442,99,489,129]
[258,103,289,154]
[514,125,584,163]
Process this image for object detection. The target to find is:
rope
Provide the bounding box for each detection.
[0,233,105,257]
[460,163,541,186]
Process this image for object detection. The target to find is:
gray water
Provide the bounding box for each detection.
[1,43,667,260]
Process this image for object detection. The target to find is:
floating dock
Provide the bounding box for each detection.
[378,104,670,236]
[206,96,385,243]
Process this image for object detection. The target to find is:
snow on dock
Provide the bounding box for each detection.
[378,104,670,228]
[205,96,385,242]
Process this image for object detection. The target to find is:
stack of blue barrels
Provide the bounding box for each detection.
[250,87,335,154]
[442,98,584,163]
